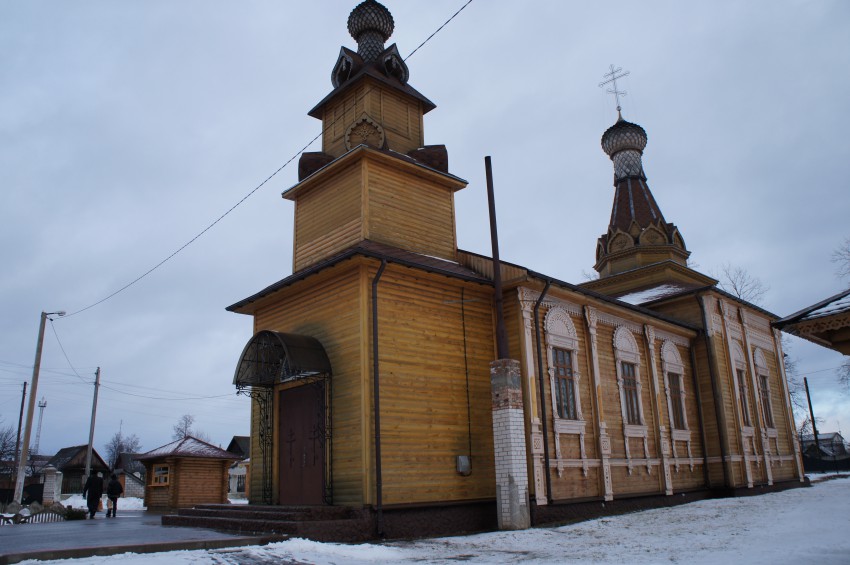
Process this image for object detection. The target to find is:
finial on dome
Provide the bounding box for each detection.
[348,0,395,63]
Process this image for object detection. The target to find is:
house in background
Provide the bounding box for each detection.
[136,436,240,510]
[226,436,250,499]
[45,445,109,495]
[113,452,146,499]
[800,432,848,459]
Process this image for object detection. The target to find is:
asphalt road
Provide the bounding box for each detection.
[0,510,271,564]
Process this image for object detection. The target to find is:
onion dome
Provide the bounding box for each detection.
[347,0,395,63]
[601,116,648,183]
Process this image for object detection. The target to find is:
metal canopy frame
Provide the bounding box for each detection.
[233,331,333,505]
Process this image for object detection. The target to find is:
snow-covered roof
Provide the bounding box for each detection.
[615,283,698,305]
[136,436,240,461]
[800,292,850,321]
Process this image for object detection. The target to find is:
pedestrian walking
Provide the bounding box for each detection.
[106,473,123,517]
[82,472,104,519]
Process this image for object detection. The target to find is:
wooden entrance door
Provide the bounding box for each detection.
[278,384,324,505]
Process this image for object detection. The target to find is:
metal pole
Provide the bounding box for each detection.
[84,367,101,481]
[485,156,509,360]
[15,382,26,468]
[14,312,49,503]
[804,377,821,457]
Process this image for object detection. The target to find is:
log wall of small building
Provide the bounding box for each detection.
[171,458,229,508]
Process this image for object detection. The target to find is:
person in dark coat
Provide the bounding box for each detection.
[106,473,123,517]
[82,472,104,519]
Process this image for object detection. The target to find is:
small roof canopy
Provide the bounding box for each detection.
[233,330,332,388]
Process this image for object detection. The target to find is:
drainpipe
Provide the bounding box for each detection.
[697,293,730,489]
[372,259,387,537]
[688,341,712,487]
[533,280,553,503]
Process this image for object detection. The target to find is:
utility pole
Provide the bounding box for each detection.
[33,397,47,456]
[15,382,27,467]
[804,377,821,456]
[15,310,65,504]
[84,367,101,481]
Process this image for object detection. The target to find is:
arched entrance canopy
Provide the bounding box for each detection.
[233,330,332,388]
[232,331,333,505]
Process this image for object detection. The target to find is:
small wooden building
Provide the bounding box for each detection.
[45,445,110,494]
[136,436,239,510]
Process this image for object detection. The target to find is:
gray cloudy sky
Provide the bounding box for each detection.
[2,1,848,458]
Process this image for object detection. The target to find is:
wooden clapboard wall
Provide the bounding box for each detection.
[321,78,424,159]
[289,148,464,272]
[250,262,365,506]
[371,262,496,505]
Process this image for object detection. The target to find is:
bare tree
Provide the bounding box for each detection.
[782,337,807,416]
[838,358,850,391]
[832,236,850,281]
[103,430,142,468]
[0,420,16,474]
[172,414,210,442]
[715,262,769,305]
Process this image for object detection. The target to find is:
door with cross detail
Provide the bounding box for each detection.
[278,384,325,505]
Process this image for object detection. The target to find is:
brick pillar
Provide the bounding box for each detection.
[490,358,530,530]
[41,465,61,506]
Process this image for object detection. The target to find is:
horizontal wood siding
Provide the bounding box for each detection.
[173,459,228,508]
[294,163,362,271]
[253,264,364,506]
[366,161,456,261]
[321,81,424,158]
[373,264,496,505]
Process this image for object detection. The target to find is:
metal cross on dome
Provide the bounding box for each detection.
[599,64,630,114]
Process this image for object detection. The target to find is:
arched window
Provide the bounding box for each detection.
[661,341,687,431]
[545,308,582,421]
[614,327,644,427]
[754,348,775,429]
[731,342,752,428]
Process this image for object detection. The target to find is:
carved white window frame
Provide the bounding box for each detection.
[614,326,646,432]
[661,341,693,471]
[614,326,649,474]
[732,342,753,431]
[661,341,688,433]
[545,307,587,476]
[754,348,776,431]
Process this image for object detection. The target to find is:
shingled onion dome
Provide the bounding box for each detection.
[348,0,395,63]
[601,115,648,184]
[594,114,689,277]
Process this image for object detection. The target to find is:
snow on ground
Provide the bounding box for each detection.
[22,477,850,565]
[61,495,146,511]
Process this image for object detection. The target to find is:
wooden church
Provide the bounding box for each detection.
[226,0,805,537]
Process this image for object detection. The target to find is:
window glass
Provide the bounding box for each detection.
[759,374,774,428]
[669,373,686,430]
[622,362,641,425]
[153,464,170,486]
[737,369,751,426]
[553,347,577,420]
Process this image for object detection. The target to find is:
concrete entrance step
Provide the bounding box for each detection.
[162,505,371,542]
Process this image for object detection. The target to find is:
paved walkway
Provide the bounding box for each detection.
[0,510,274,564]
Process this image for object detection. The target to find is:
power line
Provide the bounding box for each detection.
[48,319,91,384]
[405,0,473,61]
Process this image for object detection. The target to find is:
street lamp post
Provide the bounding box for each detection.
[14,310,65,504]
